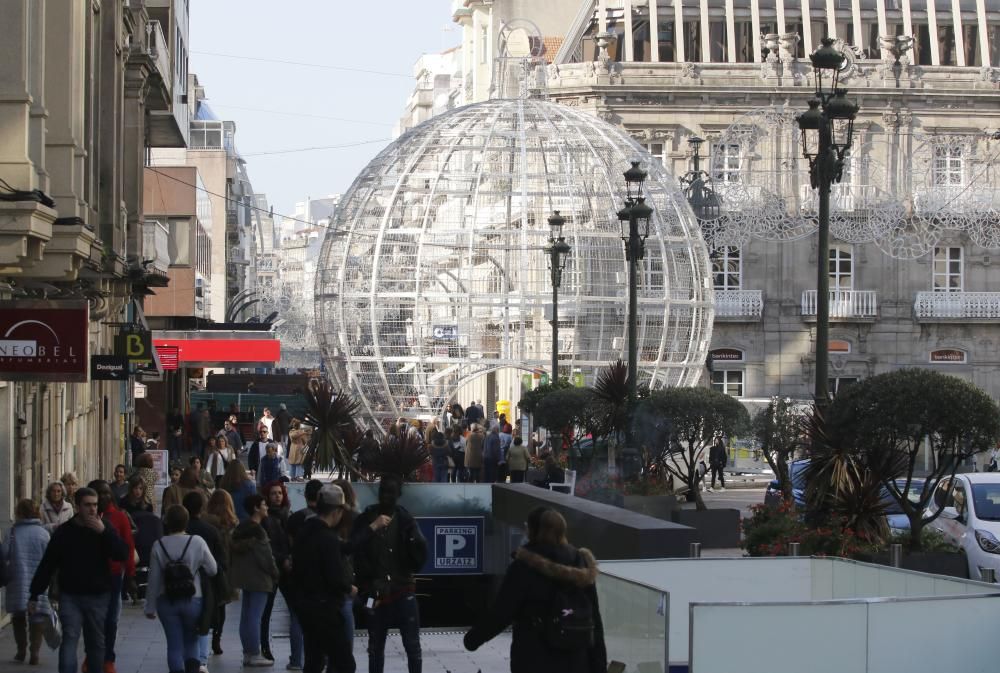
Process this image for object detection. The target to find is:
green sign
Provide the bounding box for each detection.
[540,373,550,386]
[573,371,585,387]
[521,373,533,391]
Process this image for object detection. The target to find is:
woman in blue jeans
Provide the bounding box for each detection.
[230,494,280,666]
[145,505,217,673]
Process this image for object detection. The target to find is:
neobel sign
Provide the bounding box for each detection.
[0,301,89,382]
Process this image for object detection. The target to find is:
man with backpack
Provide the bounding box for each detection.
[29,487,130,673]
[463,506,607,673]
[144,504,217,673]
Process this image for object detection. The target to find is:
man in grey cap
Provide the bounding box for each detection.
[291,484,357,673]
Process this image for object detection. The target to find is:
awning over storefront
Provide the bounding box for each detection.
[152,330,280,368]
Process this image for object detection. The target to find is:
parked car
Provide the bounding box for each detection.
[884,478,926,535]
[925,473,1000,581]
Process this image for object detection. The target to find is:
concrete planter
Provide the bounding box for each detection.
[856,550,969,579]
[623,494,679,521]
[670,508,742,548]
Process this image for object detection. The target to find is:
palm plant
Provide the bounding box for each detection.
[303,378,363,478]
[365,430,429,481]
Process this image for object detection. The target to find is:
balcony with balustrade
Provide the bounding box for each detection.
[914,292,1000,321]
[801,290,878,321]
[713,290,763,321]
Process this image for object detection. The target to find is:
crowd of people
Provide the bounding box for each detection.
[1,398,606,673]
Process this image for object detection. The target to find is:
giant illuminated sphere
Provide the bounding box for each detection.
[315,98,713,424]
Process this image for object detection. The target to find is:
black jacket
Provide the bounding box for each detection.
[709,441,728,467]
[292,516,352,607]
[350,504,426,597]
[464,542,607,673]
[275,409,292,439]
[29,517,129,599]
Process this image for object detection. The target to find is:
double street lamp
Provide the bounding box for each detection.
[617,162,653,406]
[545,210,571,385]
[796,37,859,410]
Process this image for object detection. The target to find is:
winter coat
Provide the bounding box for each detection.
[484,432,502,466]
[274,409,292,440]
[466,431,485,469]
[506,444,531,472]
[288,429,307,465]
[229,520,279,593]
[351,504,427,598]
[134,467,158,507]
[709,441,728,468]
[2,519,52,614]
[464,542,607,673]
[40,499,74,533]
[430,438,451,468]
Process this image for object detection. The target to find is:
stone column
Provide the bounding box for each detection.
[0,0,46,192]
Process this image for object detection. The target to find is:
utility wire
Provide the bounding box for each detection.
[242,139,390,157]
[209,103,393,127]
[191,51,412,78]
[145,167,552,252]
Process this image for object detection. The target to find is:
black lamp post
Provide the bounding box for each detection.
[545,210,571,386]
[680,136,722,222]
[797,37,859,410]
[617,162,653,406]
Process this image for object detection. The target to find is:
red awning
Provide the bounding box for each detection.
[152,336,280,367]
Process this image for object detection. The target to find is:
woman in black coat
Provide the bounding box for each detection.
[464,507,607,673]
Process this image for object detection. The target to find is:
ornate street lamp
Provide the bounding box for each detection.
[545,210,571,385]
[680,136,722,222]
[797,37,859,409]
[617,161,653,405]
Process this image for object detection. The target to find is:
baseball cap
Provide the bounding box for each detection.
[317,484,345,508]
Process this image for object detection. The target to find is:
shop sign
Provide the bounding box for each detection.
[930,349,967,364]
[710,348,744,362]
[0,300,89,382]
[432,325,458,340]
[90,355,129,381]
[155,345,179,370]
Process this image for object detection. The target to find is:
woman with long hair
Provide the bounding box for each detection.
[230,494,280,667]
[205,489,239,656]
[464,507,607,673]
[134,452,159,508]
[331,478,359,655]
[219,461,256,522]
[39,481,73,533]
[161,467,205,515]
[259,481,296,665]
[3,499,51,665]
[119,476,153,515]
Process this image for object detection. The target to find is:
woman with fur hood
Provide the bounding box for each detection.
[464,507,607,673]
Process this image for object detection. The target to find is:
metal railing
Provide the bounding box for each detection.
[713,289,763,319]
[914,291,1000,319]
[801,290,878,318]
[146,20,171,84]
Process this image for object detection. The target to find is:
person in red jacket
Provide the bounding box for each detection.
[89,479,136,673]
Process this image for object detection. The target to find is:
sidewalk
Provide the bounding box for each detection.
[0,597,511,673]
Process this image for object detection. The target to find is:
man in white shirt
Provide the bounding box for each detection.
[259,407,275,440]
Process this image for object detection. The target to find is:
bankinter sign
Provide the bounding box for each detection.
[0,301,89,382]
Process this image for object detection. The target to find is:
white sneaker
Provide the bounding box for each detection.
[200,666,209,673]
[243,654,273,667]
[720,486,727,491]
[705,487,713,493]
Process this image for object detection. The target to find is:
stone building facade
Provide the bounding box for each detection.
[447,0,1000,403]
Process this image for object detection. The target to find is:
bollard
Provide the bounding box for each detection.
[980,567,997,583]
[689,542,702,558]
[787,542,801,557]
[889,543,903,568]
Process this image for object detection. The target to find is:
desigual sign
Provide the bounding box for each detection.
[0,301,89,382]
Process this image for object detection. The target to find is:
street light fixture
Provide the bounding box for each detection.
[797,37,859,410]
[680,136,722,222]
[545,210,571,386]
[617,161,653,406]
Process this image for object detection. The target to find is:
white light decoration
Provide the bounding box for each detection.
[707,106,1000,260]
[315,98,714,425]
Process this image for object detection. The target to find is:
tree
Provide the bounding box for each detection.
[517,378,573,415]
[634,387,750,510]
[533,387,599,460]
[303,379,363,478]
[752,397,803,502]
[592,360,631,463]
[827,369,1000,549]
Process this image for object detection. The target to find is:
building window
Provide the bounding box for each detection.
[933,146,965,186]
[711,143,741,183]
[684,20,701,62]
[711,369,744,397]
[641,142,667,167]
[828,377,859,396]
[710,246,741,290]
[657,19,676,62]
[829,246,853,290]
[933,246,963,291]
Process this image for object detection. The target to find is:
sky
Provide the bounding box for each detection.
[189,1,458,220]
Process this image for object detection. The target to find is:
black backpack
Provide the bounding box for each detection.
[159,536,196,601]
[540,577,595,650]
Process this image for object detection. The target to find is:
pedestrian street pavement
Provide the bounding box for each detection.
[0,596,511,673]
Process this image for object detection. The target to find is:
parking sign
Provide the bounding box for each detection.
[416,516,484,575]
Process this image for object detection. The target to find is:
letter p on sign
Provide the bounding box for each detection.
[444,534,466,557]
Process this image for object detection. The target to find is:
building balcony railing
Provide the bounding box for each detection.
[914,291,1000,320]
[801,290,878,319]
[142,219,170,276]
[713,289,763,320]
[229,247,250,265]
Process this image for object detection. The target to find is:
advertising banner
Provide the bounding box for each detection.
[91,355,129,381]
[0,300,89,382]
[415,516,485,575]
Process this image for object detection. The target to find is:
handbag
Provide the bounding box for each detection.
[43,610,61,650]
